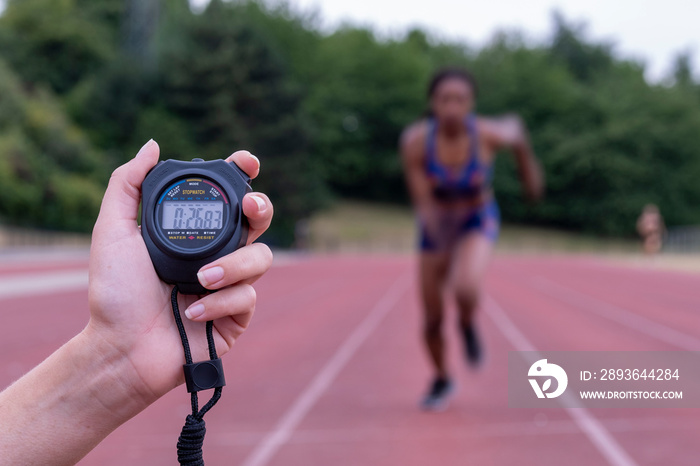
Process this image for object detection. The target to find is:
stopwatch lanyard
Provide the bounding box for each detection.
[171,285,224,466]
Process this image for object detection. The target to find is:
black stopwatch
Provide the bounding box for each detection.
[141,158,252,295]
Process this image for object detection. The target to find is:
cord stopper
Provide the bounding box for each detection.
[183,359,226,393]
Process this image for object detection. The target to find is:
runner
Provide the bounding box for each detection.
[636,204,665,255]
[400,68,544,410]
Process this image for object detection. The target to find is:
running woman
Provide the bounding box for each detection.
[400,68,544,410]
[636,204,665,255]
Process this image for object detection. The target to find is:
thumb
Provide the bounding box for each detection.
[96,140,160,226]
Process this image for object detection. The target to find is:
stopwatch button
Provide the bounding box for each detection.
[191,158,204,162]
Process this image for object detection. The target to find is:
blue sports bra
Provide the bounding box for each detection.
[425,114,493,201]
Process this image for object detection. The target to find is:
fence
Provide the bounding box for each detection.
[663,226,700,253]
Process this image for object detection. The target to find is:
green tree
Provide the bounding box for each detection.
[0,0,116,93]
[0,58,105,231]
[301,27,431,201]
[2,0,700,241]
[156,0,321,244]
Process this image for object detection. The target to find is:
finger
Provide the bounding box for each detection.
[183,283,256,324]
[212,314,251,352]
[226,150,260,180]
[197,243,273,290]
[241,192,273,244]
[96,140,160,224]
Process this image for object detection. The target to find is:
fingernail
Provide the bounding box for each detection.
[251,195,266,212]
[185,303,205,320]
[136,139,155,158]
[250,154,260,168]
[198,266,224,287]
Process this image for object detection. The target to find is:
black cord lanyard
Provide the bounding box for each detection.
[171,285,226,466]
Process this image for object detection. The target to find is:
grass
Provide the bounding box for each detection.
[4,201,700,274]
[305,201,700,274]
[0,224,91,250]
[306,201,416,253]
[306,200,639,254]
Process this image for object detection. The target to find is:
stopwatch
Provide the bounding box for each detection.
[141,158,252,294]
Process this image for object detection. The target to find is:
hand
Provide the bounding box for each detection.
[420,205,444,249]
[86,140,273,405]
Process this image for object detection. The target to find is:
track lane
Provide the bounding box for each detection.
[1,253,698,465]
[488,256,700,465]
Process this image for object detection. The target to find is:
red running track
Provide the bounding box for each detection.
[0,253,698,465]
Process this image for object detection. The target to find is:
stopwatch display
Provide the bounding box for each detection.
[156,178,229,251]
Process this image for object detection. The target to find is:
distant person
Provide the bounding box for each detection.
[636,204,665,255]
[0,141,274,464]
[400,68,544,410]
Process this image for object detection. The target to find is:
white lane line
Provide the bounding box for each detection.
[241,272,412,466]
[531,276,700,351]
[210,416,690,447]
[484,295,638,466]
[0,249,89,265]
[0,270,88,300]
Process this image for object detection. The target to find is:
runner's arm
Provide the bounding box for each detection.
[400,123,436,218]
[482,115,544,201]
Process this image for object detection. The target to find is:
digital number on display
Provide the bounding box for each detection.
[162,202,224,230]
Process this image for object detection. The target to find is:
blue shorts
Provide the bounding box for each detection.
[419,200,500,251]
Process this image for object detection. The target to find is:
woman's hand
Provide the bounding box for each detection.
[0,140,273,466]
[87,140,274,405]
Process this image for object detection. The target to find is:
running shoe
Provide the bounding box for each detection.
[420,377,454,411]
[461,323,482,367]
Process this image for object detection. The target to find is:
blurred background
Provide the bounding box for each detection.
[1,0,700,254]
[2,1,700,465]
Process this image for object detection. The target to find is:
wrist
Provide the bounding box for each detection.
[0,327,162,465]
[76,325,160,422]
